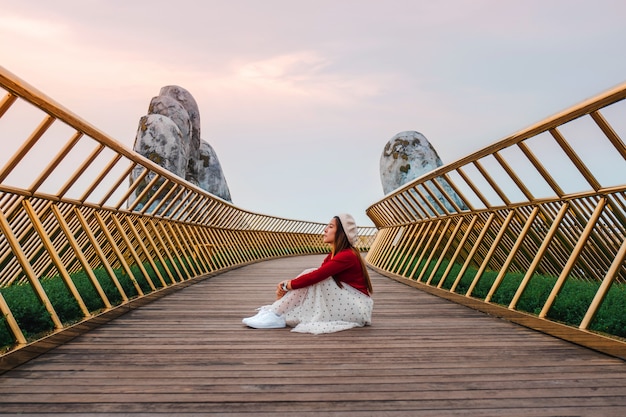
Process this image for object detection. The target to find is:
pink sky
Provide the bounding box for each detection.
[1,0,625,226]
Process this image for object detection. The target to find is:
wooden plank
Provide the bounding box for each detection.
[1,254,626,416]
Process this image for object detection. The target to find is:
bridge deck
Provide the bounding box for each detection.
[1,254,626,416]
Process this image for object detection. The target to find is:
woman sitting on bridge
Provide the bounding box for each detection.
[242,213,374,334]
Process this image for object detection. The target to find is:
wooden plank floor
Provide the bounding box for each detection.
[1,254,626,416]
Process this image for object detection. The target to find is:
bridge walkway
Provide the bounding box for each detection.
[1,254,626,416]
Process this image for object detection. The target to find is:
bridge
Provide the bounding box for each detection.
[2,255,626,415]
[0,66,625,415]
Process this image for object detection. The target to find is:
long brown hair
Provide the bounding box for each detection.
[333,216,373,294]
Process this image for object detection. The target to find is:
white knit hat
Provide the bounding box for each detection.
[336,213,358,246]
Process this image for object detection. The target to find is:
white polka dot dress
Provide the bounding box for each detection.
[263,268,374,334]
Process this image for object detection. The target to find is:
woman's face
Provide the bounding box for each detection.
[323,218,337,244]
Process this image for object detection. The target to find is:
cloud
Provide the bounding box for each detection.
[230,51,390,107]
[238,52,329,82]
[0,14,67,39]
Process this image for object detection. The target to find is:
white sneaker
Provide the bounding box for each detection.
[242,309,286,329]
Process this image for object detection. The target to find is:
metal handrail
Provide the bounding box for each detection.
[366,81,626,358]
[0,66,377,364]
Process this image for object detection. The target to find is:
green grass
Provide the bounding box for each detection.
[0,257,190,351]
[404,257,626,339]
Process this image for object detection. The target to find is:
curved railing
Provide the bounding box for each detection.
[366,82,626,358]
[0,66,377,365]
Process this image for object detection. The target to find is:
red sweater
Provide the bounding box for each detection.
[290,249,370,296]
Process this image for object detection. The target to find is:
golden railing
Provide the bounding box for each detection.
[366,82,626,358]
[0,66,377,367]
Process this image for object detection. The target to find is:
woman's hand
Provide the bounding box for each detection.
[276,281,289,299]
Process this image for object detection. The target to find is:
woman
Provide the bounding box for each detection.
[242,213,374,334]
